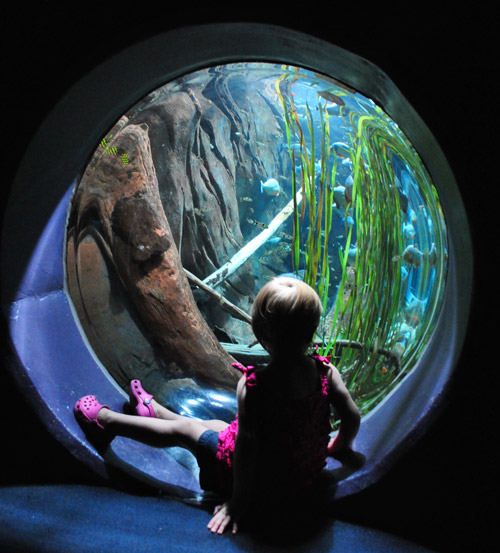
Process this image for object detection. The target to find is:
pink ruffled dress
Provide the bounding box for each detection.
[215,352,332,495]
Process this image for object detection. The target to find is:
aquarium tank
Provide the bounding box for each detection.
[66,62,448,426]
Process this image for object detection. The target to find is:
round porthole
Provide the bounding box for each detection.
[2,24,472,499]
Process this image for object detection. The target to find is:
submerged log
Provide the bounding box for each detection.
[70,121,240,390]
[184,269,252,325]
[202,190,303,288]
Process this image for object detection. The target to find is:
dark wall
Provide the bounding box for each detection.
[3,8,495,552]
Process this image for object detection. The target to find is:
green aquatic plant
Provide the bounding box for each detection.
[275,73,335,311]
[330,110,446,414]
[276,69,447,416]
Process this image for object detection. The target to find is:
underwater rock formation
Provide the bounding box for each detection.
[67,72,295,407]
[68,121,240,390]
[131,87,260,336]
[131,89,241,277]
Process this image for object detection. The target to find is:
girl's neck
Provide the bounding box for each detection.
[267,349,310,370]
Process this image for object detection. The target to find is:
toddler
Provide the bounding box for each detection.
[75,276,361,534]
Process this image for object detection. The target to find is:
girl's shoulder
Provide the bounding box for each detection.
[231,361,258,388]
[310,346,332,367]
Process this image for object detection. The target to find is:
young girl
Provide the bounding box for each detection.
[74,276,361,535]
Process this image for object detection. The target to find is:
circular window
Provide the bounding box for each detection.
[2,25,471,499]
[66,62,448,426]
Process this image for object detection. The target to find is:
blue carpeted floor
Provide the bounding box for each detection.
[0,484,435,553]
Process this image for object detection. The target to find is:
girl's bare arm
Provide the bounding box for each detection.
[327,364,361,456]
[207,376,256,534]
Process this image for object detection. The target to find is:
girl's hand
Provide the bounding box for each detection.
[207,502,238,535]
[328,438,365,468]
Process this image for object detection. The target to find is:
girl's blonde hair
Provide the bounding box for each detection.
[251,277,322,352]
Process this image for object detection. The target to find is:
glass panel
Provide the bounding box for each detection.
[66,63,448,422]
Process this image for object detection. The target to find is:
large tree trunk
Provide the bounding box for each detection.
[69,120,240,390]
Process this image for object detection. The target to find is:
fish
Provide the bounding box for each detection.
[427,243,438,267]
[403,222,416,240]
[317,90,346,106]
[239,196,253,202]
[194,207,209,217]
[246,218,268,229]
[405,297,427,326]
[260,178,280,197]
[331,142,351,158]
[333,185,348,210]
[264,236,283,249]
[396,323,415,345]
[344,175,354,203]
[347,244,358,266]
[402,245,423,267]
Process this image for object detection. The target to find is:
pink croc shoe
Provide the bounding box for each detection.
[74,395,109,430]
[129,380,156,418]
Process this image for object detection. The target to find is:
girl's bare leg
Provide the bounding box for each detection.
[98,405,229,454]
[97,408,208,455]
[150,399,229,433]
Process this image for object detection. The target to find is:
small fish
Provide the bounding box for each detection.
[247,218,269,229]
[239,196,253,203]
[427,243,438,267]
[194,207,209,217]
[260,178,280,197]
[264,236,282,249]
[343,215,355,226]
[347,244,358,266]
[317,90,346,106]
[380,367,388,375]
[331,142,351,158]
[278,232,293,241]
[333,185,348,210]
[344,175,354,204]
[402,245,423,267]
[403,222,416,240]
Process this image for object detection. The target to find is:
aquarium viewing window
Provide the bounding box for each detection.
[2,24,472,499]
[67,62,448,425]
